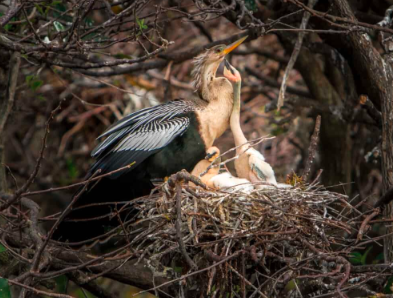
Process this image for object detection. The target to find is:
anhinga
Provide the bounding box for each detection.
[210,172,254,192]
[223,61,278,188]
[191,147,253,191]
[54,36,248,245]
[191,146,221,188]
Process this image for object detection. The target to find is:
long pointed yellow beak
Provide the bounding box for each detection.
[222,36,248,55]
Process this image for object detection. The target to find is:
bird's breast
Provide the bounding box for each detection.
[235,153,251,180]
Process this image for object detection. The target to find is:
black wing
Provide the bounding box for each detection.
[90,100,195,175]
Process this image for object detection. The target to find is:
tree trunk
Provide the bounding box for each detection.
[0,51,20,193]
[332,0,393,261]
[295,46,353,194]
[381,71,393,260]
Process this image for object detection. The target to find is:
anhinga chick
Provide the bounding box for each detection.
[191,146,221,188]
[191,147,254,192]
[223,60,278,188]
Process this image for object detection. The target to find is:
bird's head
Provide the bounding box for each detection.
[203,35,248,63]
[223,59,241,83]
[205,146,221,162]
[192,36,247,94]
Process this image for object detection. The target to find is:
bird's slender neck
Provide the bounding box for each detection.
[230,79,248,150]
[199,62,220,101]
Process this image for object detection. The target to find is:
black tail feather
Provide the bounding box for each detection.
[52,173,153,246]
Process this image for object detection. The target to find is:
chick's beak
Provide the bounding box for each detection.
[224,59,235,75]
[205,151,217,160]
[222,35,248,56]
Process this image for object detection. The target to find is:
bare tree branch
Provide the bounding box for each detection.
[277,0,317,110]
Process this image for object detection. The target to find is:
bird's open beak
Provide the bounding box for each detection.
[224,59,235,75]
[205,151,217,160]
[222,36,248,55]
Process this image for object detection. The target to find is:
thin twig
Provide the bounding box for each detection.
[357,208,380,243]
[18,162,136,197]
[277,0,317,110]
[228,264,268,298]
[134,250,244,296]
[5,278,74,298]
[30,170,101,272]
[0,52,20,135]
[0,102,62,212]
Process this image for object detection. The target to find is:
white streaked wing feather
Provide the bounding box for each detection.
[92,101,193,157]
[92,127,130,157]
[97,100,191,139]
[248,154,277,185]
[113,117,189,152]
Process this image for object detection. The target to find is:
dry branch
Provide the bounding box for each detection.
[1,168,392,297]
[277,0,317,110]
[303,115,321,182]
[0,103,62,211]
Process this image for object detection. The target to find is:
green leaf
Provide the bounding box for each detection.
[37,95,47,102]
[136,18,147,31]
[54,2,66,12]
[72,288,96,298]
[373,252,384,264]
[53,21,65,32]
[26,75,43,91]
[270,124,286,136]
[173,266,182,273]
[55,275,68,294]
[361,246,372,265]
[0,243,9,264]
[66,158,79,180]
[349,252,362,265]
[35,4,45,16]
[0,278,11,298]
[31,80,43,91]
[26,75,34,84]
[350,247,373,266]
[114,53,132,59]
[84,18,94,27]
[245,0,257,12]
[0,14,16,30]
[0,244,6,253]
[385,275,393,294]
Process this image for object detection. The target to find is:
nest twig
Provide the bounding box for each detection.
[122,177,382,297]
[1,171,388,298]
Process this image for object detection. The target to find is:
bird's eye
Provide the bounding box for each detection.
[215,47,222,53]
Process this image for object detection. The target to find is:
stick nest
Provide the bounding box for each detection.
[126,171,376,297]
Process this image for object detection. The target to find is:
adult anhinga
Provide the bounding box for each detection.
[223,61,278,188]
[54,37,247,245]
